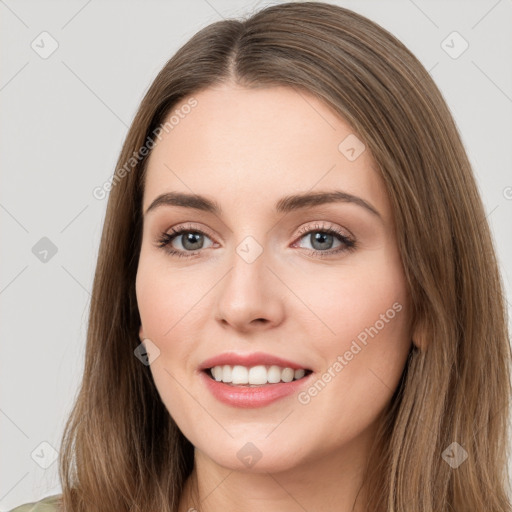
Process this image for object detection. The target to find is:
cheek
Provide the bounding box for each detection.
[135,256,196,391]
[135,253,205,343]
[135,253,219,388]
[295,248,411,415]
[295,248,409,351]
[135,259,207,429]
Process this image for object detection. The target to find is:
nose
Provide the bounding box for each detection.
[214,244,285,333]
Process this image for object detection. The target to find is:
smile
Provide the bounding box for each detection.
[207,364,312,386]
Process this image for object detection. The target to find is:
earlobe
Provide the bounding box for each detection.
[139,325,145,342]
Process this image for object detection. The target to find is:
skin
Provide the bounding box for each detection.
[136,83,416,512]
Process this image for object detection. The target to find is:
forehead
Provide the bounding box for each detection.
[143,84,390,222]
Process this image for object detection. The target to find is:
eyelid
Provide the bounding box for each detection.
[294,221,353,240]
[164,222,218,241]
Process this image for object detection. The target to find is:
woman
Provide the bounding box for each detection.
[12,2,511,511]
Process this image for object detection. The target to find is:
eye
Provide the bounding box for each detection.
[292,222,356,258]
[155,224,215,258]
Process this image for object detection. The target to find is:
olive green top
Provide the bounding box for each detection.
[9,494,61,512]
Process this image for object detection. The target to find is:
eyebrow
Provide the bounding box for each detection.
[144,190,382,219]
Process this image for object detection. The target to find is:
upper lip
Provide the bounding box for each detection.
[199,351,311,371]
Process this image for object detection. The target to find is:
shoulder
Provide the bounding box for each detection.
[9,494,62,512]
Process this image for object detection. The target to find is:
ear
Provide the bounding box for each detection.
[411,318,427,351]
[138,325,145,342]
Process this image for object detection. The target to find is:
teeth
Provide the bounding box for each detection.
[222,365,232,383]
[281,368,294,382]
[267,365,281,384]
[294,369,306,380]
[231,365,248,384]
[212,366,223,381]
[209,364,309,385]
[248,365,267,385]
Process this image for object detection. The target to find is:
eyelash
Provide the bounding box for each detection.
[155,222,357,259]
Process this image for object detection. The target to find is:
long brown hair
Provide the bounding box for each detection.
[58,2,512,511]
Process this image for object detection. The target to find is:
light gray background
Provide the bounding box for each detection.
[1,0,511,509]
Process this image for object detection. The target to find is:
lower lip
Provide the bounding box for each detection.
[200,370,313,408]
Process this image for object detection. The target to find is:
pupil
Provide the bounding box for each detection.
[183,232,203,250]
[311,232,332,250]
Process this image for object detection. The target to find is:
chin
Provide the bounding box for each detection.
[194,436,308,474]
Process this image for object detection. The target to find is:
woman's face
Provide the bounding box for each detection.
[136,83,412,473]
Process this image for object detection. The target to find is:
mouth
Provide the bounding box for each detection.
[204,365,313,387]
